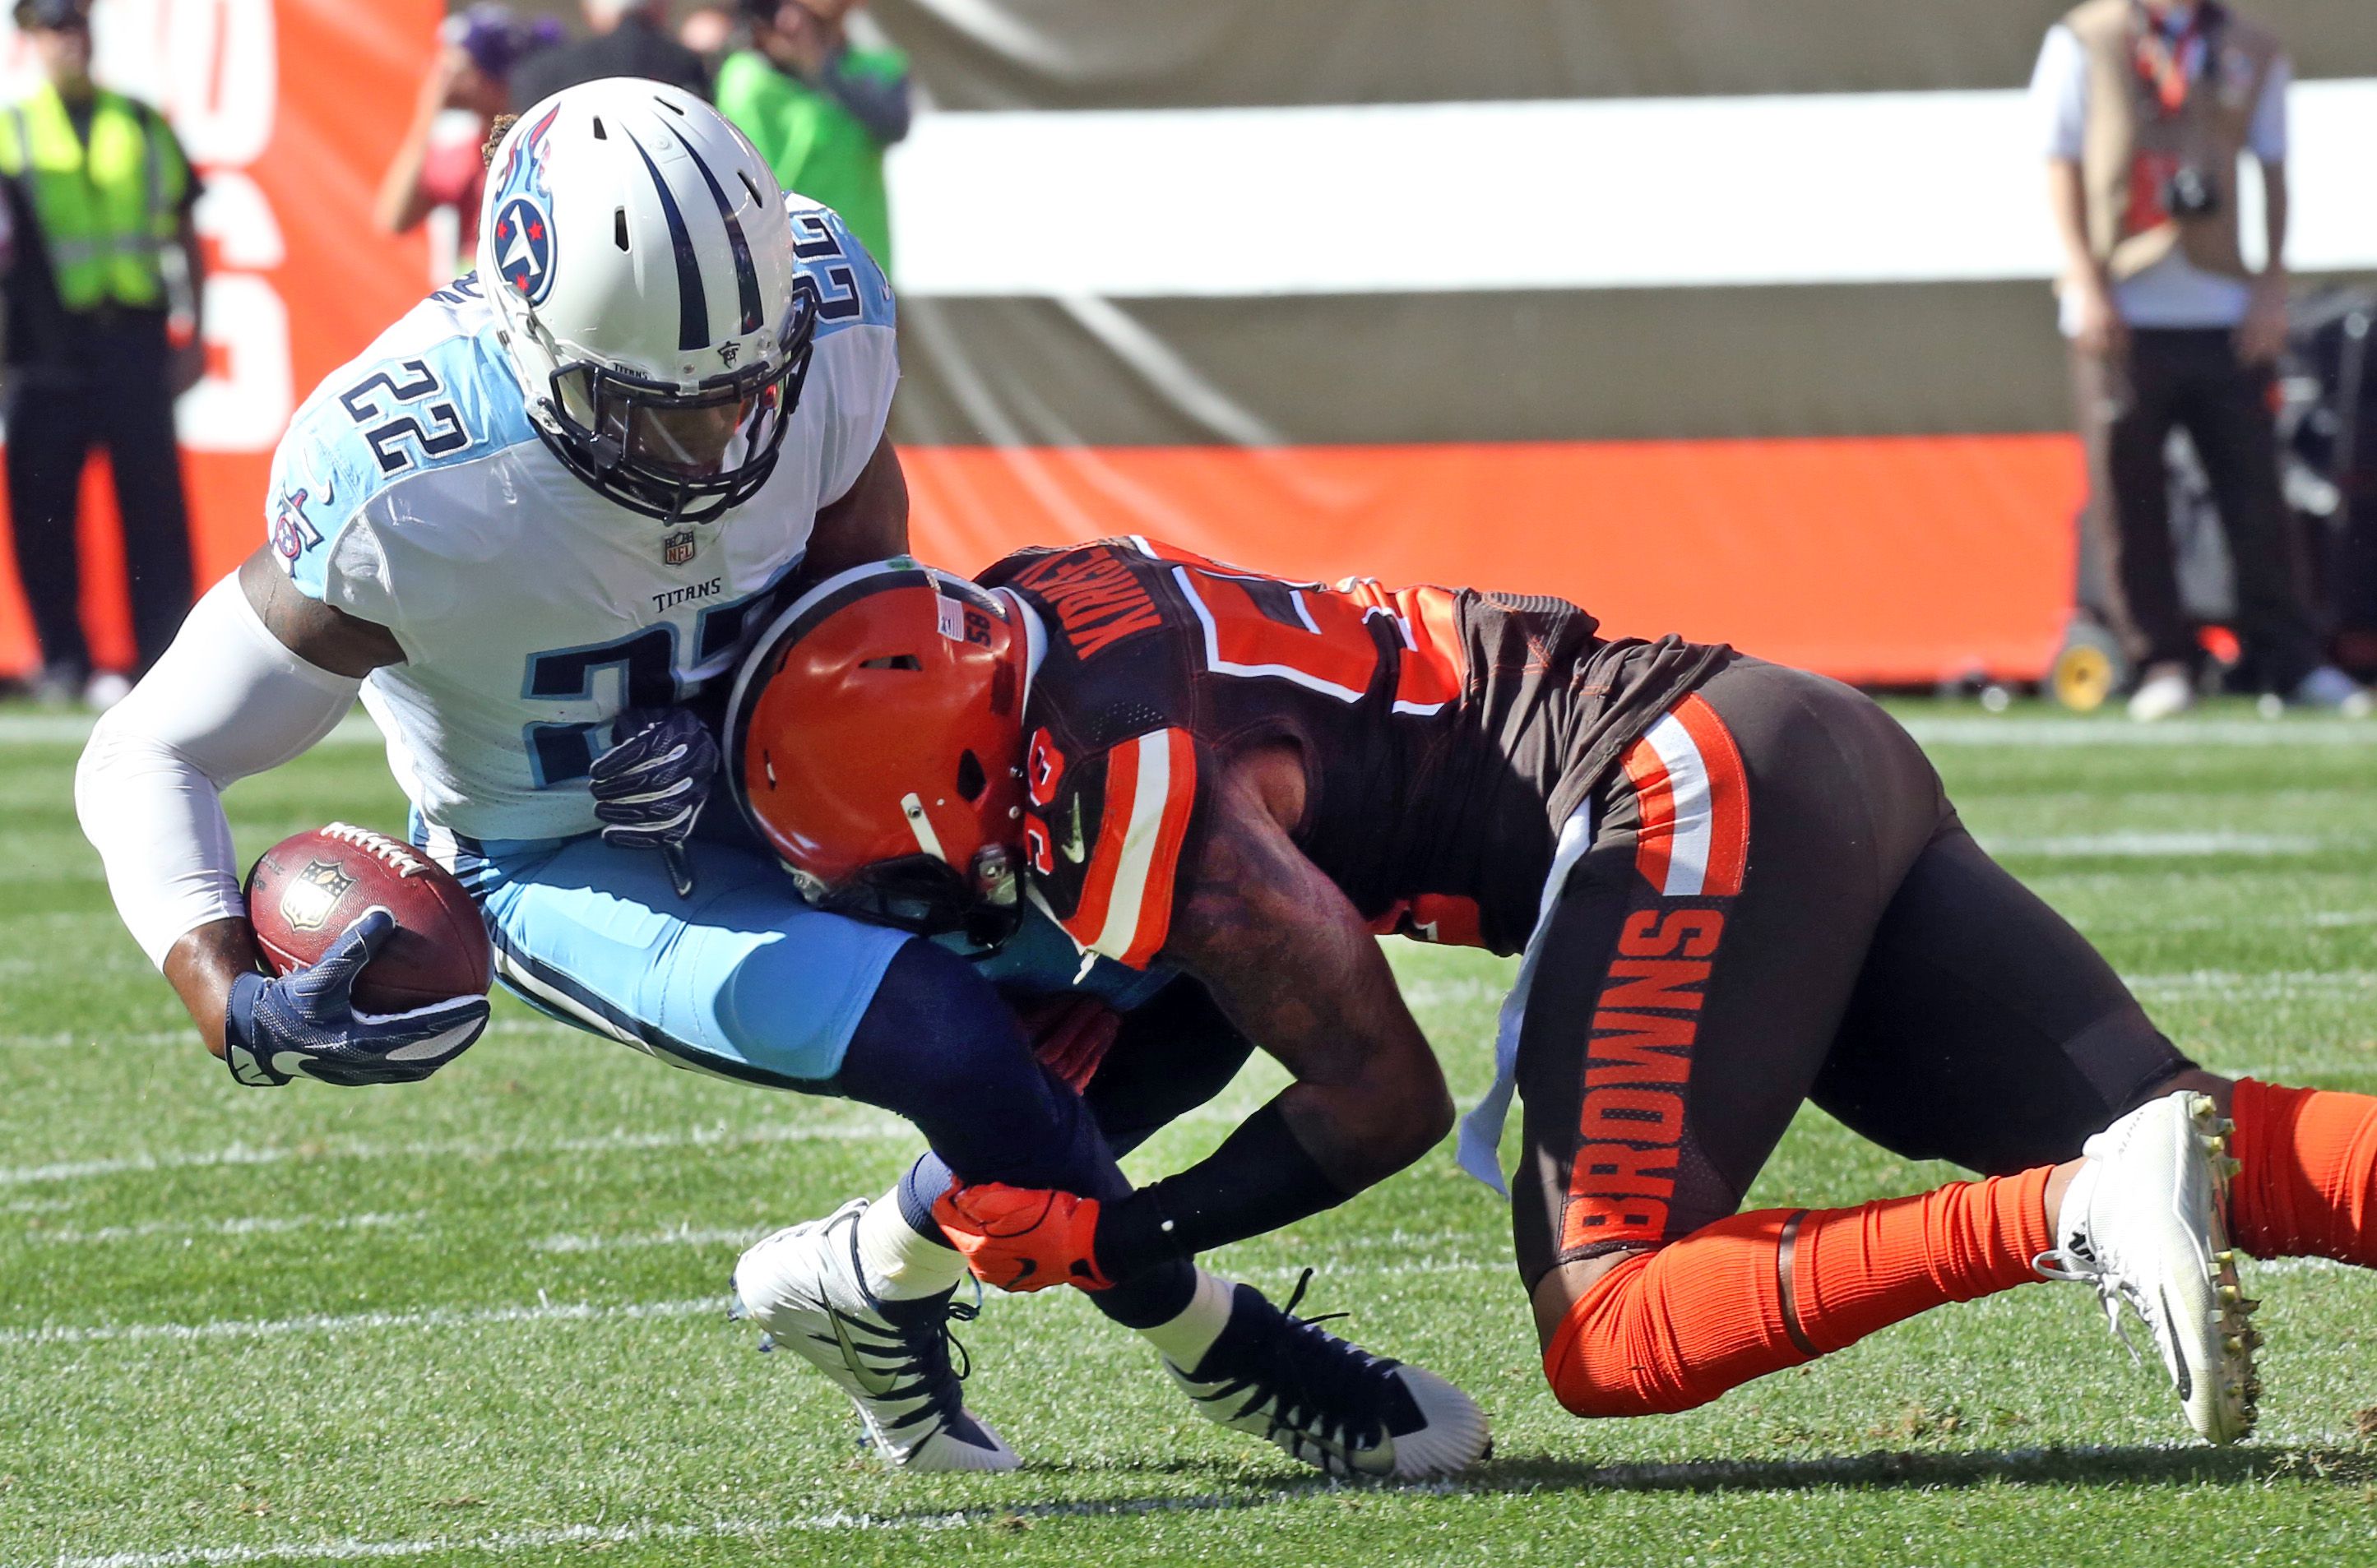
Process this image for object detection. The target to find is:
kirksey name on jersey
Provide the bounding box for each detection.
[982,538,1731,968]
[269,198,895,843]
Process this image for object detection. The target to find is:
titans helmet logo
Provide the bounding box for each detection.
[490,105,562,305]
[494,197,556,304]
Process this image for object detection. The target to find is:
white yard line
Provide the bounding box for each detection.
[1900,717,2377,747]
[0,1029,195,1052]
[0,713,382,747]
[0,1294,722,1349]
[526,1224,766,1256]
[22,1212,422,1247]
[0,1117,914,1190]
[36,1490,1304,1568]
[2126,969,2377,1004]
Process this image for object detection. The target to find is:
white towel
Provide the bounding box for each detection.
[1454,799,1596,1195]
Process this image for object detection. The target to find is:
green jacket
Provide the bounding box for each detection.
[716,47,904,271]
[0,82,191,312]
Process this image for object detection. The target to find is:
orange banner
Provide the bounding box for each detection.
[905,435,2086,687]
[0,0,439,678]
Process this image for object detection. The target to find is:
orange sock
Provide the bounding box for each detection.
[1545,1166,2053,1418]
[2229,1079,2377,1265]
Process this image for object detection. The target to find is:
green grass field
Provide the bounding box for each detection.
[4,701,2376,1566]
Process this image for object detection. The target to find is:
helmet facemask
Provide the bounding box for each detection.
[816,844,1024,950]
[535,294,816,525]
[478,81,816,527]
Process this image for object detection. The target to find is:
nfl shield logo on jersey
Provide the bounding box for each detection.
[663,530,697,567]
[280,861,357,932]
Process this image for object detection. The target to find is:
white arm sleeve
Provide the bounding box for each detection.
[75,575,364,968]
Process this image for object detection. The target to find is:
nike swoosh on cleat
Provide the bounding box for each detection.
[826,1310,904,1399]
[2156,1284,2193,1399]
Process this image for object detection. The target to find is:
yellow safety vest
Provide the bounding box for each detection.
[0,84,188,312]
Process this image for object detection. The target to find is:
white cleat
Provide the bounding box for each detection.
[2036,1090,2259,1445]
[732,1199,1019,1473]
[2127,663,2198,723]
[1164,1274,1489,1480]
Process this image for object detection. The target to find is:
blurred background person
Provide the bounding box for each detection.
[679,6,736,76]
[0,0,202,709]
[718,0,909,268]
[2036,0,2370,720]
[509,0,710,111]
[377,6,550,282]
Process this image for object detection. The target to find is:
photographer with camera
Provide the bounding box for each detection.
[2035,0,2368,720]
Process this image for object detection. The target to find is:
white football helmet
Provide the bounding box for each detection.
[479,79,813,524]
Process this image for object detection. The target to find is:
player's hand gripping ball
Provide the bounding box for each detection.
[931,1181,1114,1293]
[234,825,493,1087]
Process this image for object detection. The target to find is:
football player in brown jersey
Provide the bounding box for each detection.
[730,540,2377,1445]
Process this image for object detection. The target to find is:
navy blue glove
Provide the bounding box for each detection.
[225,909,490,1087]
[590,708,717,895]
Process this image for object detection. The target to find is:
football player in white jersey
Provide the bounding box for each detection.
[73,81,1485,1482]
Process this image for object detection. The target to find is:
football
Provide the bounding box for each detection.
[243,823,493,1012]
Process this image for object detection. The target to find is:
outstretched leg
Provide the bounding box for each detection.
[1537,1163,2062,1417]
[1537,1090,2255,1442]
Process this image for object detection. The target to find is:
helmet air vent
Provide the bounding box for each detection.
[956,750,988,803]
[591,117,607,140]
[739,170,764,209]
[656,95,687,116]
[860,654,924,672]
[613,207,630,252]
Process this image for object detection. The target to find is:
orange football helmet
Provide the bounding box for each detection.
[725,560,1031,945]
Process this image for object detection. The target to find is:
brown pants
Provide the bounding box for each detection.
[1511,660,2188,1288]
[2072,327,2321,691]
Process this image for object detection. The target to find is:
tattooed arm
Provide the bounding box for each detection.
[1085,742,1455,1276]
[1173,742,1453,1188]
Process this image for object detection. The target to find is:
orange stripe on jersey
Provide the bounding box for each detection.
[1622,735,1677,895]
[1669,694,1751,898]
[1059,728,1202,969]
[1059,738,1138,951]
[1118,729,1200,968]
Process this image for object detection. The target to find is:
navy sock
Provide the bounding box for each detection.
[897,1154,957,1246]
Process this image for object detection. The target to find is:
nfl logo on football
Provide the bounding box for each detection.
[663,530,697,567]
[279,860,357,932]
